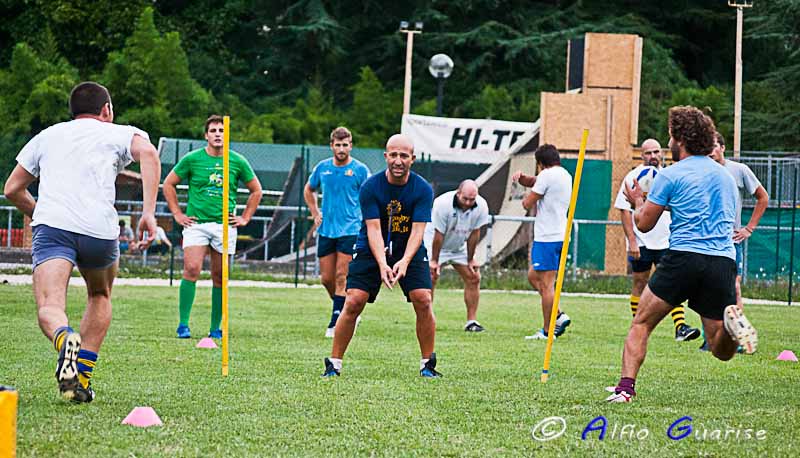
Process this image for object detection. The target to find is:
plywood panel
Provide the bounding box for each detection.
[540,92,609,152]
[585,88,634,157]
[584,33,640,90]
[630,36,643,145]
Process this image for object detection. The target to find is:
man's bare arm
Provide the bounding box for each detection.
[3,165,37,217]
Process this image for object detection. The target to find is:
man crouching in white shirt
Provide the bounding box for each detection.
[424,180,490,332]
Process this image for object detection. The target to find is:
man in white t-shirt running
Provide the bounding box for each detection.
[3,81,160,403]
[424,180,490,332]
[512,144,572,340]
[614,139,701,342]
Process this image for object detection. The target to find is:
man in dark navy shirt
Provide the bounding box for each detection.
[322,134,441,378]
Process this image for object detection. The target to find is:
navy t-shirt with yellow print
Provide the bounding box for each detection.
[354,170,433,261]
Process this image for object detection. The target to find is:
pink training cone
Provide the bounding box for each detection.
[122,407,163,427]
[196,337,218,349]
[776,350,798,362]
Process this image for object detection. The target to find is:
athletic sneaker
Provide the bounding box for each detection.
[605,389,634,403]
[72,383,95,403]
[675,324,701,342]
[699,340,709,352]
[176,325,191,339]
[525,329,554,340]
[208,329,222,339]
[554,313,571,337]
[464,321,485,332]
[55,332,81,401]
[420,353,442,378]
[723,305,758,354]
[322,358,339,377]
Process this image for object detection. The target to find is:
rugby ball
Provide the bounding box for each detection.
[633,166,658,194]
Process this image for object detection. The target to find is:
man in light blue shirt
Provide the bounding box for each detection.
[606,106,759,404]
[304,127,370,337]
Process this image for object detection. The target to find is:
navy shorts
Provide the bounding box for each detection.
[629,247,666,273]
[346,250,432,303]
[317,235,357,257]
[32,225,119,270]
[648,250,736,320]
[531,241,563,271]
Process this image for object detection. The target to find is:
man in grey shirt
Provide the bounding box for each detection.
[708,132,769,310]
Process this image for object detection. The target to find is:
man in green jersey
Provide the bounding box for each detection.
[163,115,263,339]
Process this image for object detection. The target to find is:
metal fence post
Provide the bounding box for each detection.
[742,237,748,284]
[6,209,12,247]
[572,221,579,281]
[485,216,494,264]
[789,166,797,305]
[776,165,783,280]
[263,220,268,261]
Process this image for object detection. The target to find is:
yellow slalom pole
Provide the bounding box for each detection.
[221,116,230,377]
[541,128,589,383]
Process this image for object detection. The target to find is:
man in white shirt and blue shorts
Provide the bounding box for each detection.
[512,144,573,340]
[424,180,490,332]
[3,81,161,403]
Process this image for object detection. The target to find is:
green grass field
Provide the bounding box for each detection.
[2,283,799,457]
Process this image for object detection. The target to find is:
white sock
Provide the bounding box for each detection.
[465,320,478,327]
[329,358,343,371]
[420,358,430,371]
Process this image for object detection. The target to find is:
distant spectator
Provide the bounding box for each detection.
[148,226,173,255]
[119,220,135,253]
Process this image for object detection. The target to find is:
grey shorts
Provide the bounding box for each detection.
[32,225,119,270]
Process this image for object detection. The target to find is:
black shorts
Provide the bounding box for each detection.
[629,247,666,273]
[317,235,357,258]
[648,250,736,320]
[346,250,432,303]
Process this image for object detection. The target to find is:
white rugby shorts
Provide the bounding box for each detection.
[435,249,469,266]
[182,222,237,254]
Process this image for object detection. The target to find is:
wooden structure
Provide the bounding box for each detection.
[539,32,643,274]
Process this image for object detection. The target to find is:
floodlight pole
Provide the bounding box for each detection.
[436,72,444,116]
[729,1,753,159]
[400,25,422,115]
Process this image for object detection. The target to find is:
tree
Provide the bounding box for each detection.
[0,43,78,180]
[101,7,212,141]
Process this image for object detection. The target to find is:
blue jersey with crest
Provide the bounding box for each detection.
[354,170,433,260]
[307,157,370,237]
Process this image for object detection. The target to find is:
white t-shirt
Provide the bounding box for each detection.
[613,164,671,250]
[424,190,490,256]
[723,159,762,229]
[16,118,148,240]
[532,166,572,242]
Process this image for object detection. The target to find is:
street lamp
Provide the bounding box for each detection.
[428,54,454,117]
[728,0,753,159]
[399,21,423,115]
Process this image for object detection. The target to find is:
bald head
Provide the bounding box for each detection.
[384,133,415,183]
[386,134,414,154]
[640,138,663,167]
[458,179,478,194]
[455,179,479,210]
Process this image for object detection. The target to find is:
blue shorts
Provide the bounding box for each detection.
[735,243,743,275]
[317,234,357,258]
[346,250,431,303]
[32,225,119,270]
[531,241,563,271]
